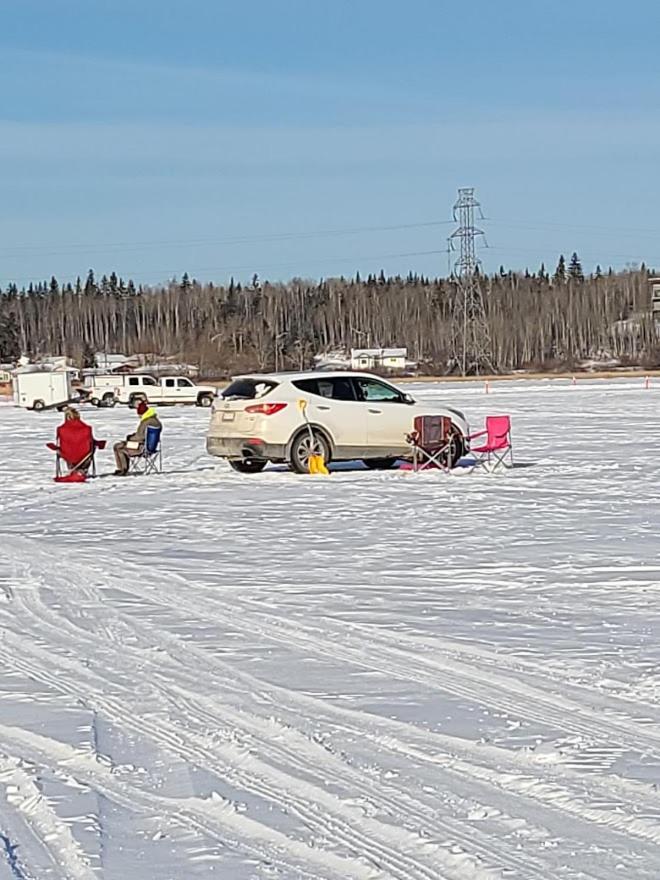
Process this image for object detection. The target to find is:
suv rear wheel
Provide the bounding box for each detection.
[229,459,267,474]
[289,430,330,475]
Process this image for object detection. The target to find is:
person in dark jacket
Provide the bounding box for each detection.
[113,400,162,475]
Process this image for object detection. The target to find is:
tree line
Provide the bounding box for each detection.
[0,254,656,376]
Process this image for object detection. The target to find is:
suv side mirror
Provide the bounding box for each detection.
[403,393,415,405]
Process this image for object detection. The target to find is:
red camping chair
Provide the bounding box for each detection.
[405,415,453,472]
[467,415,513,472]
[47,421,105,482]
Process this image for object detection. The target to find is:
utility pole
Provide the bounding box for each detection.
[448,187,496,375]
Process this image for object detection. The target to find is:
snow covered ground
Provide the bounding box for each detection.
[1,377,660,879]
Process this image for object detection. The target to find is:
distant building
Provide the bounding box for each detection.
[94,352,130,371]
[350,347,408,372]
[651,278,660,320]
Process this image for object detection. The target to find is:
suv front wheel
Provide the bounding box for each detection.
[289,430,330,475]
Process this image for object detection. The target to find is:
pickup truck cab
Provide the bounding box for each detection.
[84,373,217,408]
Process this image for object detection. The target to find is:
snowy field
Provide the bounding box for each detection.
[1,377,660,880]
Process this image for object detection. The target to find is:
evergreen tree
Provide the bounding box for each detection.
[568,252,584,282]
[0,311,20,361]
[84,270,96,296]
[553,254,566,283]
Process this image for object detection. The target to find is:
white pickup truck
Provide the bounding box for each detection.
[83,374,217,408]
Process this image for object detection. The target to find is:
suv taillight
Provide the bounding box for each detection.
[245,402,288,415]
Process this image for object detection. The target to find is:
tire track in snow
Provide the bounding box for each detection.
[7,544,653,868]
[210,591,660,758]
[0,622,464,880]
[3,578,556,880]
[0,757,95,880]
[0,726,379,880]
[3,544,660,878]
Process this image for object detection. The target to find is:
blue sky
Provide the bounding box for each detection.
[1,0,659,287]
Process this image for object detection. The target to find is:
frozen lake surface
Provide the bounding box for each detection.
[1,377,660,879]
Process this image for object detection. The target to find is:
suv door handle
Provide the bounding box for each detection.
[316,405,331,410]
[368,408,382,414]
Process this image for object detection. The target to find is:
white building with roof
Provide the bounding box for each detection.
[350,347,408,372]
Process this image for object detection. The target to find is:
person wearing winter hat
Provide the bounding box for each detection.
[113,399,162,476]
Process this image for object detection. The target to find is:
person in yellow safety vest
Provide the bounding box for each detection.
[113,400,162,475]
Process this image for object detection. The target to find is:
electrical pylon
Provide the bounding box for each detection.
[448,187,496,375]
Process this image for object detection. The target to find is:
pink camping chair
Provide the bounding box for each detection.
[467,415,513,472]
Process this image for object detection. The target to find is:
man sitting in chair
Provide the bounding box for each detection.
[113,400,162,476]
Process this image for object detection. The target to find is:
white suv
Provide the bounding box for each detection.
[207,371,469,474]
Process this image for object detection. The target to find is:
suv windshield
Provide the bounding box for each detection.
[222,378,278,400]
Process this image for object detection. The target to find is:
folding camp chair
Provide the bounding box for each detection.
[47,439,105,482]
[467,415,513,472]
[405,415,453,473]
[128,426,162,476]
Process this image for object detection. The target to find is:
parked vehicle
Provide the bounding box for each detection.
[12,370,84,411]
[206,371,469,474]
[83,373,217,408]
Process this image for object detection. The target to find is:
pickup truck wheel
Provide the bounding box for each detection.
[90,397,100,407]
[129,394,146,409]
[197,393,214,408]
[102,392,117,408]
[363,458,398,470]
[32,399,45,411]
[229,459,267,474]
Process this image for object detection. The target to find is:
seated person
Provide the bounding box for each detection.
[113,401,162,476]
[49,407,101,474]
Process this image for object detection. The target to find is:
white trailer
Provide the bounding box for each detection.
[12,370,76,411]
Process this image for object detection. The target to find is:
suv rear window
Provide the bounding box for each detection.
[222,378,278,400]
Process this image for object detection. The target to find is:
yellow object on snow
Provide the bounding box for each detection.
[297,399,329,475]
[308,453,329,475]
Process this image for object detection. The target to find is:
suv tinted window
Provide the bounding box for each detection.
[222,378,278,400]
[293,377,356,401]
[354,377,403,403]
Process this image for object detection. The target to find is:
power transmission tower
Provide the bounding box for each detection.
[448,187,496,375]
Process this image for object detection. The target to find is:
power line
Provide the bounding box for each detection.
[0,218,456,259]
